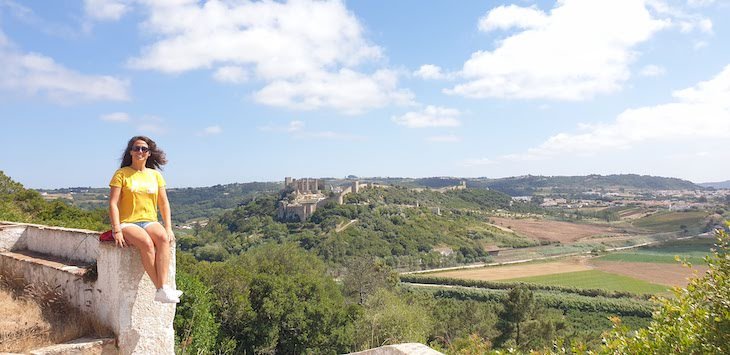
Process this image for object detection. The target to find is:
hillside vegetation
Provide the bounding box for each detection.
[0,172,106,230]
[179,187,544,268]
[38,181,281,224]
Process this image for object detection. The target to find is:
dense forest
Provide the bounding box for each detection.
[174,230,729,354]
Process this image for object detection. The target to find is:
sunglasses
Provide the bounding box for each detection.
[131,146,150,153]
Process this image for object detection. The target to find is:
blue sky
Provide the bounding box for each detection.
[1,0,729,188]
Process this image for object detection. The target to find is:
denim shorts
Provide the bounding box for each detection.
[120,221,159,230]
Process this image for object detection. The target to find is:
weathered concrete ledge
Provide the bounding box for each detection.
[27,337,117,355]
[348,343,444,355]
[0,221,176,355]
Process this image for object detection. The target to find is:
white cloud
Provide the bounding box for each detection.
[259,120,362,140]
[502,64,730,160]
[253,69,413,115]
[138,124,164,133]
[413,64,453,80]
[427,135,461,143]
[300,131,365,141]
[0,34,130,103]
[687,0,715,6]
[200,125,222,136]
[84,0,130,21]
[287,120,305,132]
[100,112,130,122]
[446,0,670,100]
[213,66,248,84]
[648,1,713,34]
[1,1,78,38]
[127,0,406,114]
[258,120,305,133]
[639,64,666,77]
[477,5,548,32]
[392,106,462,128]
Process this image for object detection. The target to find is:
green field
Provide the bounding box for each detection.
[631,210,709,233]
[502,270,670,294]
[595,253,704,264]
[596,238,713,264]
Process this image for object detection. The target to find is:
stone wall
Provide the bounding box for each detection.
[0,222,176,355]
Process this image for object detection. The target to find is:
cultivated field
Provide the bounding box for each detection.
[428,237,713,292]
[631,210,709,233]
[502,270,669,294]
[591,261,706,287]
[490,217,622,243]
[430,260,591,281]
[595,237,714,264]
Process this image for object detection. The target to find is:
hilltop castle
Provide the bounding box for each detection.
[277,177,383,222]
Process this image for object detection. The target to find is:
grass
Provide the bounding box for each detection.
[0,273,111,353]
[631,210,709,233]
[501,270,670,294]
[596,253,704,264]
[596,238,714,264]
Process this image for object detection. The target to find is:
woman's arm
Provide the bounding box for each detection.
[109,187,126,247]
[158,186,174,241]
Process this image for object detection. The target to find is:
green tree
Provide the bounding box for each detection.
[199,244,355,354]
[447,333,493,354]
[496,286,535,348]
[602,229,730,354]
[429,298,498,349]
[174,270,220,354]
[354,289,433,350]
[342,257,397,305]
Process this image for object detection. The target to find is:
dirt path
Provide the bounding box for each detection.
[484,222,515,233]
[335,219,358,233]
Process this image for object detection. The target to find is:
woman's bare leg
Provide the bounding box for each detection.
[122,225,162,289]
[145,222,171,288]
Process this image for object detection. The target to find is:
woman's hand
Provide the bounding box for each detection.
[114,230,127,248]
[166,228,175,242]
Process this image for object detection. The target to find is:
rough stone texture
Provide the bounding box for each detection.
[96,243,176,355]
[347,343,444,355]
[0,222,176,355]
[28,337,117,355]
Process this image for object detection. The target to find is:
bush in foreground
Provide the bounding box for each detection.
[602,229,730,354]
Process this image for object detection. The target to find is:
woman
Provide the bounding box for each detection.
[108,136,182,303]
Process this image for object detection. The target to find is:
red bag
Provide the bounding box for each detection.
[99,230,115,242]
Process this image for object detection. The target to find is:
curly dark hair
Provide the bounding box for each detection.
[120,136,168,169]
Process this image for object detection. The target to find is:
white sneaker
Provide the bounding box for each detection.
[155,287,180,303]
[163,284,183,298]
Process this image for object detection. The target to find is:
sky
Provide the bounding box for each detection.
[1,0,729,188]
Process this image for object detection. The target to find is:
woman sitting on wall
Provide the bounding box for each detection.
[108,136,182,303]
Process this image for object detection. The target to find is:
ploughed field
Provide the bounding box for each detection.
[490,217,626,243]
[427,237,714,294]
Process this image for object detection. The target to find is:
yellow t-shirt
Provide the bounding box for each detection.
[109,167,166,223]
